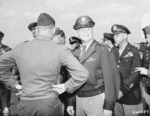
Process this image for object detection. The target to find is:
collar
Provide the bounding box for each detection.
[119,41,128,51]
[35,35,52,41]
[82,39,94,51]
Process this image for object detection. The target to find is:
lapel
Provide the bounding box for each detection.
[80,40,97,63]
[119,43,132,60]
[73,48,81,61]
[112,46,119,61]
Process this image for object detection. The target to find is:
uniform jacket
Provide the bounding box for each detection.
[113,43,142,105]
[140,42,150,94]
[0,35,89,101]
[0,44,11,90]
[140,42,150,69]
[73,40,120,110]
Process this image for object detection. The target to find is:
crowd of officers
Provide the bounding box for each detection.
[0,12,149,116]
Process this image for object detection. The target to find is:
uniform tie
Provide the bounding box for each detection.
[80,45,86,58]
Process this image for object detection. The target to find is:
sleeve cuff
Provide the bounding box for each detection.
[64,81,73,93]
[103,99,114,111]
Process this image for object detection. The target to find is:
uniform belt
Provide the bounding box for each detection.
[77,86,104,97]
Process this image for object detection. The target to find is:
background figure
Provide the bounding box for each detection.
[135,25,150,116]
[67,15,120,116]
[10,66,20,116]
[69,36,82,52]
[111,24,143,116]
[0,31,11,116]
[0,12,89,116]
[103,32,115,51]
[28,22,37,38]
[66,36,82,116]
[53,27,66,45]
[52,27,68,116]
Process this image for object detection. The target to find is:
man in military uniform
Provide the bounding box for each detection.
[0,31,12,116]
[111,24,143,116]
[103,32,115,51]
[53,27,66,45]
[66,37,82,116]
[135,25,150,116]
[0,12,89,116]
[28,22,37,38]
[69,36,82,52]
[67,15,120,116]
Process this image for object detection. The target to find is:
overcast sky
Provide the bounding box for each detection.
[1,0,150,48]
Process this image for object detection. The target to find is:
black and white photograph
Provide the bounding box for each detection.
[0,0,150,116]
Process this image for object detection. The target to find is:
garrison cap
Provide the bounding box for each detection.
[69,36,82,45]
[111,24,131,34]
[28,22,37,31]
[73,15,95,30]
[143,25,150,34]
[37,12,55,26]
[0,31,4,38]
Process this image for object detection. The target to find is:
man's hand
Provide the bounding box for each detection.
[15,84,22,90]
[67,106,75,116]
[118,90,123,99]
[135,67,148,75]
[15,84,22,96]
[103,109,112,116]
[52,84,66,94]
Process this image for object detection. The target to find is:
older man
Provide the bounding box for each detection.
[67,15,120,116]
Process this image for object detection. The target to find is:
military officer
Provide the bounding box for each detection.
[28,22,37,38]
[53,27,66,45]
[135,25,150,116]
[69,36,82,52]
[67,36,82,116]
[0,31,12,116]
[111,24,143,116]
[67,15,120,116]
[103,32,115,51]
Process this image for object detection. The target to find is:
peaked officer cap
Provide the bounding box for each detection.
[28,22,37,31]
[103,33,114,41]
[0,31,4,38]
[73,15,95,30]
[111,24,131,34]
[143,25,150,34]
[69,36,82,44]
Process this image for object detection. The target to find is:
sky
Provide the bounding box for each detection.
[1,0,150,48]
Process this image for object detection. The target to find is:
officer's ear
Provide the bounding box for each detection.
[52,27,56,35]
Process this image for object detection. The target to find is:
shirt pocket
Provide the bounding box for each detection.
[122,57,133,68]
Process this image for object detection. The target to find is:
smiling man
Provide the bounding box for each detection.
[67,15,120,116]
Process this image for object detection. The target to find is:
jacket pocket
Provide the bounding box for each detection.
[47,99,60,109]
[17,102,25,111]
